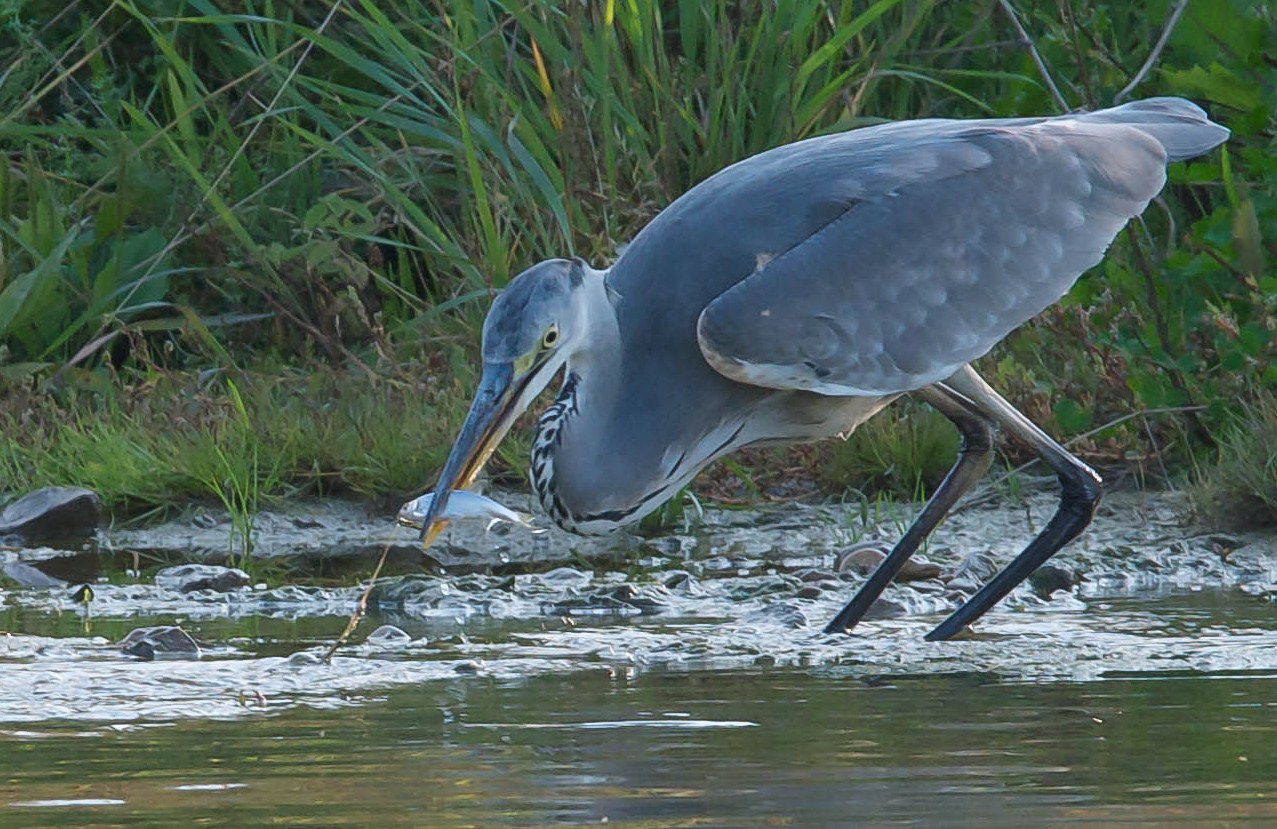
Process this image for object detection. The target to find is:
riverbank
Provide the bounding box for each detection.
[3,487,1276,724]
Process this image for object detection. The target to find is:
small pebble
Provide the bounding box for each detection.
[1029,564,1081,598]
[834,541,941,582]
[366,624,413,645]
[118,626,200,660]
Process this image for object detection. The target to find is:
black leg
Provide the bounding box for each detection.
[925,367,1102,641]
[824,385,995,634]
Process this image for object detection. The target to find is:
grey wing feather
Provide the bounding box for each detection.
[696,99,1227,396]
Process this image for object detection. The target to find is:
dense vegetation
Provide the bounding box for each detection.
[0,0,1273,524]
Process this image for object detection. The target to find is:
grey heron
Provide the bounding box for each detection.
[418,97,1228,640]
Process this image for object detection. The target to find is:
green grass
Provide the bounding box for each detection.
[0,363,493,510]
[822,403,962,502]
[0,0,1274,526]
[1193,391,1277,529]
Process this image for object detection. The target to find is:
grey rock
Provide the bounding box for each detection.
[1,560,66,589]
[154,564,250,593]
[726,574,802,601]
[538,567,594,588]
[547,584,666,616]
[945,551,1000,593]
[119,626,200,659]
[287,651,324,666]
[366,624,413,645]
[368,576,451,608]
[257,584,333,604]
[744,602,809,629]
[1028,564,1081,598]
[0,487,102,542]
[863,597,908,620]
[834,541,888,574]
[662,570,694,588]
[834,541,941,582]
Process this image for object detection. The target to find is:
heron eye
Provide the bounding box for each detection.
[542,325,559,348]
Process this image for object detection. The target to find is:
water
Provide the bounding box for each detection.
[4,592,1277,826]
[4,491,1277,825]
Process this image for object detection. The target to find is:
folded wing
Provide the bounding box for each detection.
[696,99,1226,396]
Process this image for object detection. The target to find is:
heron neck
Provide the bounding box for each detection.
[531,267,624,532]
[567,266,622,393]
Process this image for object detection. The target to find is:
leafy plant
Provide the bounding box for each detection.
[0,0,1272,517]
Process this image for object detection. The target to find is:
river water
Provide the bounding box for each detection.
[3,491,1277,825]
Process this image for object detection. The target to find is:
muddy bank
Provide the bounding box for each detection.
[2,488,1276,723]
[10,486,1273,592]
[4,487,1276,628]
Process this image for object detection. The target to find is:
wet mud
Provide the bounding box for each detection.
[2,488,1276,725]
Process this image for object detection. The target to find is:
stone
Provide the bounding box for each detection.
[744,602,809,629]
[365,624,413,645]
[944,551,1000,593]
[1028,564,1081,598]
[863,597,907,620]
[834,541,888,575]
[794,567,838,583]
[154,564,250,593]
[1,560,66,589]
[1223,541,1277,576]
[547,583,667,617]
[119,626,200,659]
[833,541,941,582]
[367,575,450,608]
[898,560,942,582]
[0,487,103,543]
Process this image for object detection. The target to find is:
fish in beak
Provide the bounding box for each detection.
[418,361,533,546]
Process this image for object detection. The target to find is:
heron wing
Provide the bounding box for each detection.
[692,108,1196,396]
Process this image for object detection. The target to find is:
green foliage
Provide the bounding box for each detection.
[1193,391,1277,529]
[187,379,277,564]
[0,0,1273,512]
[0,152,180,371]
[822,403,961,501]
[0,367,466,510]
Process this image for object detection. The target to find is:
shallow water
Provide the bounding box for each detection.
[3,492,1277,824]
[5,604,1277,827]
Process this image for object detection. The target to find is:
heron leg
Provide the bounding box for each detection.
[925,366,1102,642]
[824,384,995,634]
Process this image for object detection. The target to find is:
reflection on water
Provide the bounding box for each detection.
[2,591,1277,826]
[4,663,1277,827]
[3,481,1276,826]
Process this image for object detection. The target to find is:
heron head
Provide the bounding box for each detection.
[417,258,588,544]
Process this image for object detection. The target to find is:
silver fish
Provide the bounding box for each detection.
[397,490,539,533]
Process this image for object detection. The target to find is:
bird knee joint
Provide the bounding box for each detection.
[1061,470,1103,514]
[959,419,997,454]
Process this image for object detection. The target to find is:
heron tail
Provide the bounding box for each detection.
[1075,97,1230,162]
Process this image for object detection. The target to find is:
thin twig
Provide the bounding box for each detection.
[1141,412,1173,490]
[900,39,1021,58]
[995,0,1069,113]
[322,541,394,663]
[1114,0,1190,104]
